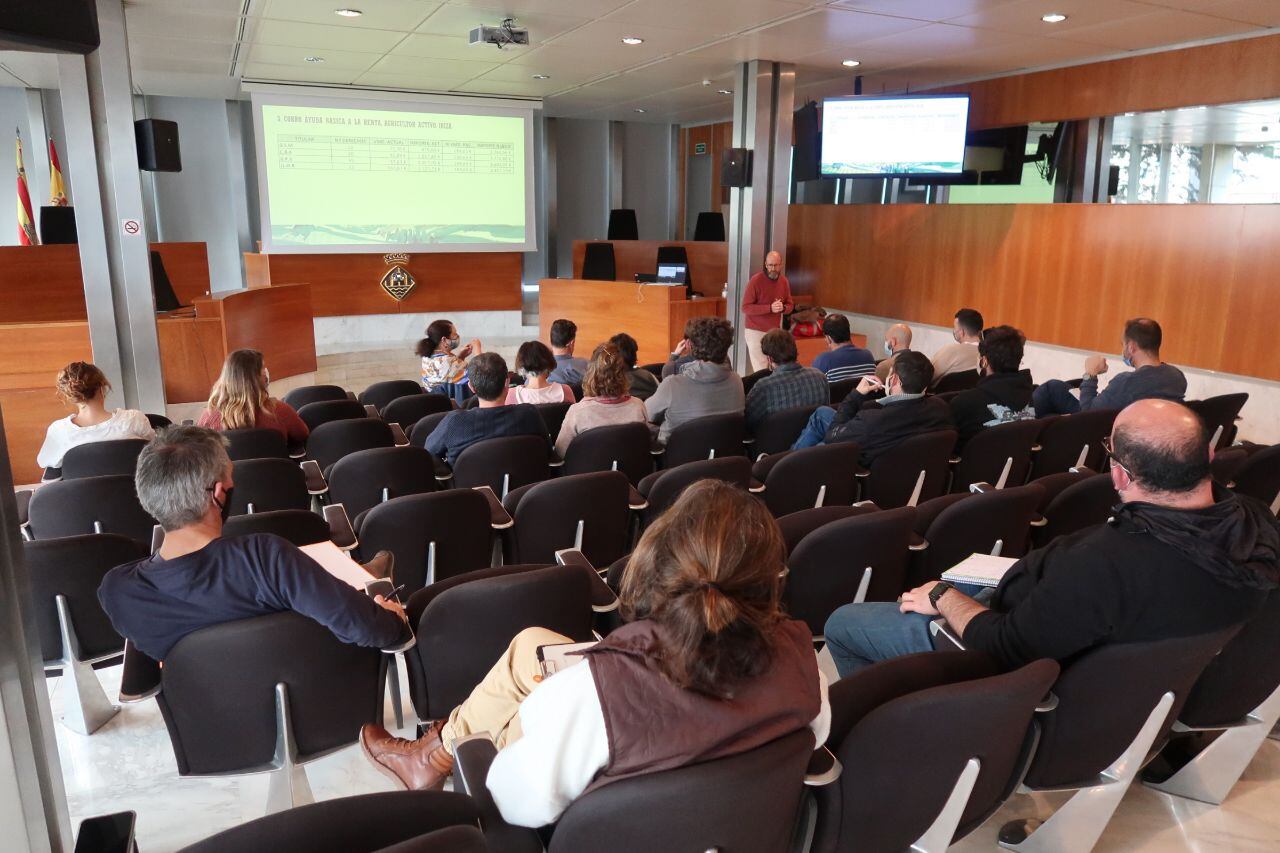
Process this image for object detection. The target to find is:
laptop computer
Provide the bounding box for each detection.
[656,262,688,284]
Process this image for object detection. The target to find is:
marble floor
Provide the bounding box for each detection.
[50,655,1280,851]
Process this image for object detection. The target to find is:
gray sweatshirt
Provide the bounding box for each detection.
[1080,362,1187,411]
[644,360,745,443]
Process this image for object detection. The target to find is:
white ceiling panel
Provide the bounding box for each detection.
[946,0,1159,39]
[416,5,591,41]
[0,51,59,89]
[602,0,810,37]
[1061,7,1257,49]
[749,8,934,50]
[246,43,382,71]
[129,36,236,64]
[387,33,522,63]
[843,21,1026,56]
[259,0,441,30]
[362,53,502,81]
[441,0,634,16]
[124,5,243,43]
[452,77,562,96]
[1179,0,1280,26]
[827,0,1013,21]
[242,60,364,84]
[251,19,407,53]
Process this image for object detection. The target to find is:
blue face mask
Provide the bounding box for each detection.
[1122,352,1133,368]
[883,341,893,356]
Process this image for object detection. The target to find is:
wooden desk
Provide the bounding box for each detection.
[539,279,725,367]
[571,240,728,299]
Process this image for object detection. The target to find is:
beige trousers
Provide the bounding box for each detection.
[440,627,572,753]
[744,328,768,373]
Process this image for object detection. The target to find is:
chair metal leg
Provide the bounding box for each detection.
[54,595,119,735]
[999,692,1174,853]
[1145,683,1280,805]
[852,567,873,605]
[911,757,980,853]
[265,682,314,815]
[386,654,405,731]
[907,470,927,508]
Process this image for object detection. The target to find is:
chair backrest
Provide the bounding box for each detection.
[950,419,1044,493]
[1231,444,1280,511]
[643,456,752,524]
[1032,473,1117,549]
[550,728,814,853]
[360,380,423,412]
[864,429,958,509]
[451,435,550,497]
[157,612,384,775]
[908,483,1043,588]
[776,504,881,556]
[24,533,148,664]
[1184,393,1249,451]
[822,653,1060,852]
[27,475,156,545]
[761,443,862,517]
[145,413,172,429]
[355,491,493,594]
[607,208,638,241]
[283,384,349,410]
[933,371,980,393]
[406,564,594,719]
[382,393,452,428]
[408,412,451,449]
[693,211,725,242]
[787,507,917,634]
[749,404,817,457]
[224,427,290,461]
[223,509,330,547]
[661,412,746,468]
[1029,409,1119,479]
[503,471,632,567]
[829,378,858,405]
[328,446,440,522]
[639,362,664,379]
[1024,627,1239,789]
[560,422,655,485]
[295,399,368,432]
[1179,589,1280,728]
[740,368,771,396]
[582,242,616,281]
[61,438,148,479]
[229,458,310,516]
[534,402,573,440]
[308,417,396,474]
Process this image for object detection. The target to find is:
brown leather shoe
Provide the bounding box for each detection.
[362,550,395,581]
[360,721,453,791]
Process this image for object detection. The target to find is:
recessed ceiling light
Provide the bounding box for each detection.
[621,36,644,45]
[532,74,550,80]
[717,89,732,95]
[634,108,647,113]
[304,56,326,62]
[841,59,861,68]
[1041,13,1067,23]
[334,8,362,17]
[1124,112,1136,117]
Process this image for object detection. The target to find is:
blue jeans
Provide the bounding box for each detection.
[792,407,837,449]
[1032,379,1081,418]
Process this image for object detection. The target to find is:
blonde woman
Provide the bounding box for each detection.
[37,362,154,472]
[197,349,308,444]
[554,341,648,457]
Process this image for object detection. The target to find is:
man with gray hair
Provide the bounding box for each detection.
[98,426,409,662]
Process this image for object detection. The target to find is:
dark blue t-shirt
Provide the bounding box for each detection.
[425,403,549,466]
[97,533,406,661]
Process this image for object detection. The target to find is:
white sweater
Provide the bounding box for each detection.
[485,659,831,828]
[36,409,155,470]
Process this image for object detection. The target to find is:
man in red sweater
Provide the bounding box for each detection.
[741,250,793,372]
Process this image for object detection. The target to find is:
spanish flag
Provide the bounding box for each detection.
[48,137,67,206]
[16,131,38,246]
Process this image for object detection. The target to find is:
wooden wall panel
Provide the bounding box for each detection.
[677,121,732,239]
[220,284,318,381]
[156,317,224,405]
[786,203,1280,382]
[249,251,521,316]
[151,242,211,305]
[0,321,92,485]
[0,244,88,322]
[570,240,728,297]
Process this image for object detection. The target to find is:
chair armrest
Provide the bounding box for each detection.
[16,489,32,526]
[389,423,410,447]
[364,404,381,419]
[637,468,662,496]
[752,450,790,481]
[288,443,307,459]
[805,745,843,787]
[908,535,929,552]
[748,479,766,494]
[928,618,965,650]
[119,641,162,703]
[968,481,994,494]
[852,500,880,510]
[323,503,358,550]
[1067,465,1097,475]
[346,390,358,401]
[556,549,619,612]
[627,484,649,511]
[432,456,454,483]
[548,457,564,469]
[1036,692,1059,713]
[452,734,544,853]
[300,460,328,495]
[473,486,514,529]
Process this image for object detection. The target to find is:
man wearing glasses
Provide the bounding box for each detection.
[822,399,1279,676]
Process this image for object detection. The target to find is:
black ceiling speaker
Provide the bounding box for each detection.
[135,119,182,172]
[721,148,753,188]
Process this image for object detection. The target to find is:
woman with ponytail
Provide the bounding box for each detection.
[360,480,829,828]
[553,340,650,456]
[416,318,482,403]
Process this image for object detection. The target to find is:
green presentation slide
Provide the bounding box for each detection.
[259,103,528,248]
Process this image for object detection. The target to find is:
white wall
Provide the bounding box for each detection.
[622,122,675,241]
[553,117,612,276]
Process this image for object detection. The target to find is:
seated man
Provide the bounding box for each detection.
[546,318,589,385]
[426,352,548,466]
[811,314,876,383]
[823,400,1279,677]
[1033,317,1186,417]
[931,308,983,385]
[948,324,1036,449]
[744,328,830,432]
[875,323,912,384]
[645,317,744,445]
[791,351,953,466]
[661,318,700,379]
[98,427,409,663]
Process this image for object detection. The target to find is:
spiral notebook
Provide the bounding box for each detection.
[940,553,1018,588]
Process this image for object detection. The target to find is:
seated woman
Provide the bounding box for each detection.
[610,332,658,401]
[554,341,649,457]
[418,318,481,404]
[197,349,308,444]
[359,480,830,828]
[37,361,155,474]
[506,341,575,405]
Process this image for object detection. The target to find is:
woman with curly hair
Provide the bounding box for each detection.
[644,316,744,443]
[554,341,649,456]
[37,362,154,472]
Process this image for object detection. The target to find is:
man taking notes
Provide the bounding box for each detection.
[741,250,793,372]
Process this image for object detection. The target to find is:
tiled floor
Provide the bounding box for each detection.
[51,660,1280,852]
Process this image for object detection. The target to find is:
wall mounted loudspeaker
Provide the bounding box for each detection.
[721,148,753,188]
[135,119,182,172]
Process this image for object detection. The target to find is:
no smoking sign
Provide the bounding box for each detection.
[120,218,141,236]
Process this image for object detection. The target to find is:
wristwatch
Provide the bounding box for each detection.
[928,582,954,609]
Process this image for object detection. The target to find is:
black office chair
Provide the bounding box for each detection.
[61,438,148,479]
[636,456,756,527]
[693,211,725,242]
[26,474,156,545]
[581,242,616,281]
[753,443,862,517]
[1028,409,1118,479]
[295,399,367,432]
[283,384,350,410]
[1032,472,1116,548]
[859,430,958,509]
[451,435,551,498]
[354,490,494,594]
[828,378,858,405]
[933,371,980,393]
[639,362,664,379]
[1184,393,1248,451]
[359,380,423,413]
[155,612,387,814]
[409,411,452,449]
[1230,443,1280,514]
[225,427,291,461]
[25,534,149,734]
[658,412,745,468]
[229,458,312,516]
[328,446,441,523]
[607,208,639,240]
[656,244,692,294]
[748,404,817,458]
[776,504,881,556]
[383,393,452,428]
[950,419,1044,493]
[907,483,1043,588]
[560,422,655,485]
[501,471,634,567]
[145,413,172,430]
[223,509,331,548]
[307,417,396,475]
[534,402,573,441]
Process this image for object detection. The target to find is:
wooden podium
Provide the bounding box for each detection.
[538,279,726,367]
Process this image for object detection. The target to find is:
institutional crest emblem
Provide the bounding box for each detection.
[380,253,416,301]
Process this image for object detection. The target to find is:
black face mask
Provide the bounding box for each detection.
[213,487,234,523]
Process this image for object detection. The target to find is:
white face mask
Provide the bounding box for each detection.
[884,341,893,356]
[448,335,461,349]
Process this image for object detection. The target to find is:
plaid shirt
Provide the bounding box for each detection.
[745,363,831,431]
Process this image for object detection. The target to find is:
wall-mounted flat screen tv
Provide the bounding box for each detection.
[820,94,971,178]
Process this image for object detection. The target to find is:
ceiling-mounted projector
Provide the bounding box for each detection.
[470,18,529,49]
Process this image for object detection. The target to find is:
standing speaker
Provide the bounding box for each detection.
[721,148,752,188]
[135,119,181,172]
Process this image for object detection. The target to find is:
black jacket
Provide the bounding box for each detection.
[949,370,1036,449]
[825,392,955,466]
